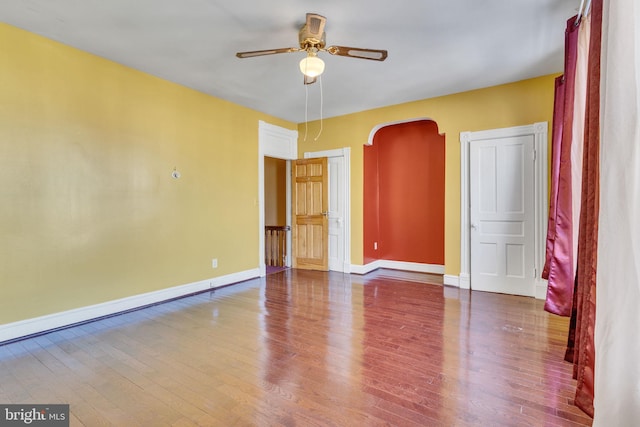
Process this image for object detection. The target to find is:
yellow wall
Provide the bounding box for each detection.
[297,74,556,275]
[0,24,294,324]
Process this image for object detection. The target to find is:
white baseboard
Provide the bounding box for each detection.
[350,260,382,275]
[351,260,444,275]
[443,274,459,287]
[0,268,260,344]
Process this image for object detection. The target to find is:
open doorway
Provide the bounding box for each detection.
[258,121,297,277]
[264,156,289,274]
[258,122,351,275]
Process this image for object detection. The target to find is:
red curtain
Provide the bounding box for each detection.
[544,2,602,417]
[543,16,580,317]
[568,0,601,417]
[542,77,564,279]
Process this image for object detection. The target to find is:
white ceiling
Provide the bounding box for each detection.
[1,0,579,123]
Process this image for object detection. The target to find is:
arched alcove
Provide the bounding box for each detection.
[363,119,445,266]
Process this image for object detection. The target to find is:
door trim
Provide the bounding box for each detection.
[304,148,351,273]
[258,121,298,277]
[460,122,548,298]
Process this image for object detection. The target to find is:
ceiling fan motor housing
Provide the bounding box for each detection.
[299,13,327,50]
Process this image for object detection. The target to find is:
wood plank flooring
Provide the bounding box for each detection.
[0,269,592,426]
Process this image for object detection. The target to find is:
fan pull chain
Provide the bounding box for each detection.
[314,75,323,141]
[303,78,309,142]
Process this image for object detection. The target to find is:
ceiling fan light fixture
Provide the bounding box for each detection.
[299,54,325,77]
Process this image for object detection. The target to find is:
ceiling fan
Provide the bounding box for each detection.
[236,13,388,84]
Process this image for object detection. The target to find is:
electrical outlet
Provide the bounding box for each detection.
[212,258,218,268]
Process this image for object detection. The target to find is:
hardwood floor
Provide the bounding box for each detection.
[0,269,592,426]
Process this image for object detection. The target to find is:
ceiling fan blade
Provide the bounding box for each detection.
[236,47,299,58]
[304,75,317,85]
[326,46,388,61]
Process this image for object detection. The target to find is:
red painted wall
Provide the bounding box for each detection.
[363,143,380,265]
[363,120,445,265]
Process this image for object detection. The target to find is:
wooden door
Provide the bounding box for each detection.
[292,158,328,270]
[470,134,536,296]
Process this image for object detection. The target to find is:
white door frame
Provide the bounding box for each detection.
[258,121,298,277]
[460,122,548,298]
[304,148,352,273]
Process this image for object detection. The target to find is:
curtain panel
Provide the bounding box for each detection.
[543,16,580,317]
[542,76,565,281]
[571,0,601,415]
[544,2,603,418]
[594,0,640,424]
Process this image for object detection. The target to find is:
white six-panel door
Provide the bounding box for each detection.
[470,134,536,296]
[327,156,346,272]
